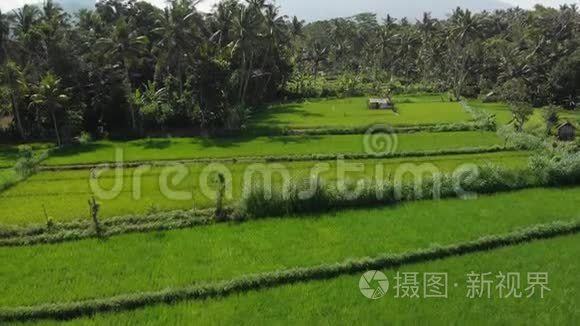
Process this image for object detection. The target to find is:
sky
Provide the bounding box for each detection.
[1,0,579,13]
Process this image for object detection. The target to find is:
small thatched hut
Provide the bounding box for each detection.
[557,121,577,141]
[368,98,394,110]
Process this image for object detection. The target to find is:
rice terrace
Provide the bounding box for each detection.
[0,0,579,325]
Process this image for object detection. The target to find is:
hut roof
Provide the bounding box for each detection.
[558,121,577,130]
[368,98,392,104]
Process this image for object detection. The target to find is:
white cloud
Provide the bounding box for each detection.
[0,0,36,12]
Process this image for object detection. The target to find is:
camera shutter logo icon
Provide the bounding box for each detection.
[359,270,389,300]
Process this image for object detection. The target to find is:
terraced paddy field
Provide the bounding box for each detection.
[0,168,16,186]
[0,143,52,169]
[251,96,471,129]
[0,151,529,224]
[0,187,577,325]
[0,187,577,307]
[28,234,575,325]
[43,131,503,166]
[0,94,576,325]
[468,99,579,127]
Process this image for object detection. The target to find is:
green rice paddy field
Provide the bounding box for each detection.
[0,143,52,168]
[0,95,577,325]
[0,151,529,224]
[0,187,577,307]
[0,168,16,186]
[469,99,580,127]
[44,131,503,166]
[251,96,470,129]
[29,234,576,325]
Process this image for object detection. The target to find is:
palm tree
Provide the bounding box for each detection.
[208,0,239,48]
[262,4,287,46]
[376,17,398,79]
[230,0,264,104]
[12,5,41,37]
[1,62,27,139]
[448,8,483,46]
[308,42,328,77]
[97,18,148,133]
[11,4,42,63]
[41,0,66,23]
[153,0,204,92]
[29,72,69,146]
[0,10,10,63]
[446,8,484,100]
[290,16,304,38]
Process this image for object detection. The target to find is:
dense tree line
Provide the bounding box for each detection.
[0,1,579,144]
[0,0,297,143]
[297,5,580,106]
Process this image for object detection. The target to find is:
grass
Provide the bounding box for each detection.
[0,143,52,169]
[251,96,470,130]
[32,234,578,325]
[0,151,529,224]
[0,187,577,307]
[0,169,16,186]
[468,99,580,129]
[43,131,503,166]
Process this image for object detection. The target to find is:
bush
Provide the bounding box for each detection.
[497,126,544,150]
[238,164,545,219]
[529,142,580,186]
[77,131,92,145]
[13,146,37,177]
[284,73,325,99]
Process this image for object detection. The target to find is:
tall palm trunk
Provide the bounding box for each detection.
[50,107,61,146]
[241,52,254,106]
[9,93,26,140]
[122,62,137,134]
[238,51,247,103]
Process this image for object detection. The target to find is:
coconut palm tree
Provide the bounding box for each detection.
[290,16,304,38]
[153,0,205,90]
[448,8,483,45]
[208,0,239,48]
[445,8,484,100]
[1,62,27,139]
[29,72,69,146]
[12,5,41,37]
[230,0,263,104]
[0,10,10,63]
[96,18,148,133]
[11,4,42,63]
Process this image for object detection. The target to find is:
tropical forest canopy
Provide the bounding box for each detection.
[0,0,579,144]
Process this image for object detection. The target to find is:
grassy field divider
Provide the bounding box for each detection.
[253,121,496,136]
[0,221,577,322]
[460,100,497,131]
[39,145,517,171]
[0,208,216,247]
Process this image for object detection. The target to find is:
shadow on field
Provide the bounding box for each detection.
[133,139,172,150]
[197,137,244,149]
[51,143,111,158]
[252,104,324,123]
[0,147,19,167]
